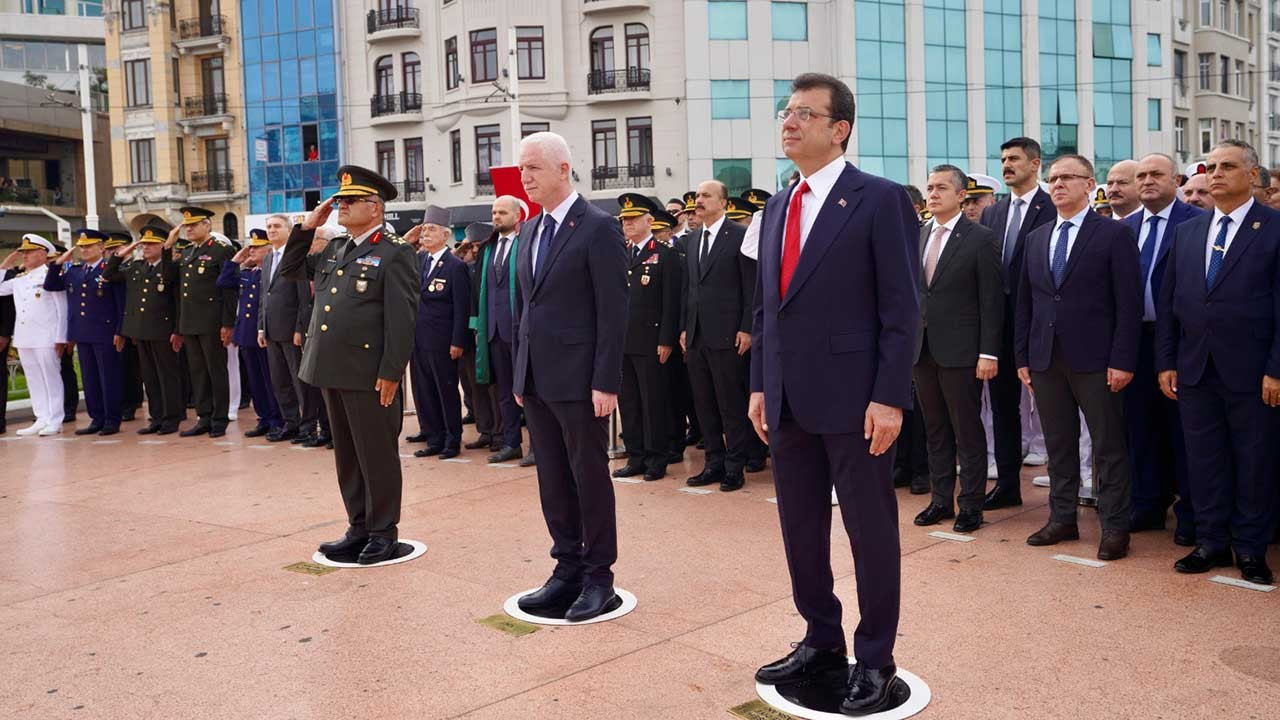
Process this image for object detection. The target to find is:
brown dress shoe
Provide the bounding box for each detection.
[1026,521,1080,546]
[1097,530,1130,560]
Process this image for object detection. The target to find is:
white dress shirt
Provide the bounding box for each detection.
[266,245,284,285]
[0,264,68,348]
[1002,185,1040,246]
[424,247,447,277]
[782,155,848,257]
[531,191,579,271]
[1205,197,1254,274]
[1137,202,1174,321]
[699,213,727,258]
[739,211,762,260]
[1047,205,1092,272]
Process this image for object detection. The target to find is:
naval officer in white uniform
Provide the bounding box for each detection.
[0,234,68,436]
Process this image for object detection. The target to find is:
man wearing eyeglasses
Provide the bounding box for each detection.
[1015,154,1142,561]
[278,165,419,565]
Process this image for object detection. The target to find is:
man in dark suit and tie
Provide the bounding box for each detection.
[681,180,757,492]
[1124,154,1204,542]
[511,132,629,622]
[1157,139,1280,586]
[912,165,1004,533]
[980,138,1057,509]
[408,206,471,459]
[473,196,526,463]
[257,213,314,443]
[1015,154,1142,560]
[749,73,919,714]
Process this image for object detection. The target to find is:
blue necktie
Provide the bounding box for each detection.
[1206,216,1230,290]
[1051,221,1071,287]
[535,215,557,280]
[1139,215,1160,286]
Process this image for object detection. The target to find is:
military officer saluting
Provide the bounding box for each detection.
[106,232,146,423]
[612,193,682,481]
[278,165,419,565]
[217,229,282,438]
[104,224,184,435]
[163,206,236,438]
[44,228,126,435]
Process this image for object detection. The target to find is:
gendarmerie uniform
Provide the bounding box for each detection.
[175,206,237,435]
[106,232,145,421]
[0,234,67,434]
[103,224,184,433]
[216,229,282,436]
[278,166,418,559]
[43,228,126,434]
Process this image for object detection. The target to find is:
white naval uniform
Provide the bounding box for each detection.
[0,264,68,432]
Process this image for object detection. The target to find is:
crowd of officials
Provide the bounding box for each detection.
[2,135,1277,588]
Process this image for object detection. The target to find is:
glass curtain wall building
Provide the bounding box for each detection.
[240,0,341,215]
[1039,0,1079,158]
[984,0,1023,177]
[923,0,968,169]
[854,0,908,181]
[1093,0,1133,179]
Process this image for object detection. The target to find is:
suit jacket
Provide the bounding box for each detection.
[44,260,125,344]
[278,225,419,391]
[980,188,1056,301]
[415,248,472,354]
[913,215,1004,367]
[485,232,518,343]
[104,254,178,341]
[624,237,681,356]
[682,218,756,350]
[512,195,629,401]
[176,239,236,335]
[1015,210,1142,373]
[1122,199,1205,317]
[1156,201,1280,392]
[258,248,311,343]
[215,261,264,348]
[750,162,920,434]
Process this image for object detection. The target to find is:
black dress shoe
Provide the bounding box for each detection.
[356,536,397,565]
[438,447,460,460]
[983,486,1023,510]
[208,425,227,439]
[155,425,179,436]
[1129,510,1167,532]
[745,460,767,473]
[686,468,724,487]
[1174,546,1234,574]
[1097,530,1130,561]
[841,663,898,714]
[136,424,160,435]
[325,440,334,449]
[488,446,522,463]
[244,425,272,438]
[1236,555,1275,585]
[179,422,210,437]
[405,432,430,443]
[461,413,475,425]
[98,426,120,436]
[290,433,313,444]
[490,440,504,452]
[754,643,848,685]
[122,409,137,422]
[519,453,536,467]
[644,468,666,481]
[1026,521,1080,546]
[564,584,618,622]
[913,503,954,526]
[612,463,645,478]
[415,445,444,458]
[720,473,745,492]
[317,530,369,555]
[75,424,103,436]
[464,435,493,450]
[953,510,983,533]
[517,577,582,611]
[302,434,329,448]
[267,428,298,442]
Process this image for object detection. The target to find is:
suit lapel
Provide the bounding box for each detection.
[532,198,586,295]
[1058,211,1098,287]
[781,163,863,307]
[699,224,733,280]
[929,222,965,287]
[1209,203,1268,293]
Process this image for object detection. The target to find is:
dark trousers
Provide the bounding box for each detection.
[1126,324,1193,531]
[489,337,523,450]
[136,338,183,429]
[771,396,900,668]
[410,347,462,450]
[459,348,499,439]
[178,346,192,408]
[620,352,671,471]
[1031,349,1132,531]
[665,349,696,453]
[60,349,78,417]
[913,342,987,513]
[265,339,304,432]
[687,341,752,475]
[121,339,143,415]
[78,341,122,428]
[893,388,929,484]
[241,344,281,430]
[322,386,403,540]
[523,384,616,586]
[988,317,1024,493]
[1178,360,1280,556]
[185,332,229,424]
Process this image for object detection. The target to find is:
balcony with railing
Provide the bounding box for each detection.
[587,67,651,97]
[475,171,494,195]
[180,93,231,124]
[175,15,230,55]
[591,164,655,191]
[370,92,423,124]
[395,179,428,203]
[190,170,234,196]
[367,7,421,39]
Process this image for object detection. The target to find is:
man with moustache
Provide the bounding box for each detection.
[1105,160,1142,220]
[1181,165,1214,210]
[473,196,526,463]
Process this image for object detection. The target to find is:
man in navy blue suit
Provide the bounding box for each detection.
[748,74,919,715]
[1157,139,1280,586]
[511,132,629,622]
[1123,154,1203,542]
[1016,154,1142,561]
[409,206,472,460]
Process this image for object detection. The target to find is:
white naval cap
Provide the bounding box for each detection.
[19,233,57,255]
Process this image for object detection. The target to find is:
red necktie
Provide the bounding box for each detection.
[780,180,809,298]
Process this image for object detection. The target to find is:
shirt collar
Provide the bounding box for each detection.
[630,234,652,248]
[798,155,848,201]
[428,247,447,265]
[1009,185,1039,205]
[1211,197,1255,230]
[703,214,726,239]
[544,191,579,228]
[1055,205,1091,230]
[1142,201,1175,224]
[930,213,962,234]
[350,226,380,245]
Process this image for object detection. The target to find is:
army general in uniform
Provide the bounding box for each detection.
[279,165,419,565]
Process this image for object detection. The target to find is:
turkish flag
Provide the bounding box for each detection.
[487,166,542,221]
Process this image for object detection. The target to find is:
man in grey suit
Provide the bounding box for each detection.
[257,213,313,442]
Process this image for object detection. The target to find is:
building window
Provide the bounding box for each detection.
[984,0,1023,177]
[470,28,498,82]
[592,119,618,170]
[125,59,150,107]
[776,158,798,191]
[176,138,185,180]
[858,0,909,181]
[405,137,424,194]
[521,122,550,137]
[1148,99,1161,131]
[712,158,751,196]
[710,79,749,119]
[172,57,180,101]
[402,52,420,97]
[626,116,652,170]
[1092,0,1132,179]
[1198,53,1212,90]
[475,123,501,174]
[205,137,230,189]
[1146,33,1161,66]
[1174,117,1187,153]
[1174,50,1187,97]
[1221,56,1230,94]
[773,79,793,113]
[374,55,394,96]
[924,0,969,169]
[444,36,459,90]
[772,2,807,41]
[625,23,649,71]
[709,0,748,40]
[450,129,461,183]
[129,138,154,183]
[1272,95,1279,131]
[376,140,396,182]
[1199,118,1213,154]
[122,0,145,30]
[1219,0,1229,28]
[1199,0,1212,26]
[590,27,614,77]
[516,26,544,80]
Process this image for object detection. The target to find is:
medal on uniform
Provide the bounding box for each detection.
[641,274,650,286]
[198,266,205,274]
[157,283,165,292]
[356,279,368,293]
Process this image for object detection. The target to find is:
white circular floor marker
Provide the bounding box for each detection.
[311,539,427,568]
[503,587,637,626]
[756,666,930,720]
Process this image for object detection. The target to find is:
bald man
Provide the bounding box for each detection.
[1105,160,1141,220]
[1181,172,1213,211]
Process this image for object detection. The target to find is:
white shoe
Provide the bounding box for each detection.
[986,463,999,480]
[16,422,46,436]
[38,425,62,436]
[831,487,839,506]
[1032,475,1051,488]
[1023,452,1047,466]
[228,411,238,422]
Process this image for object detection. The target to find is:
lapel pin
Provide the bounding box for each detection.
[1253,221,1261,230]
[838,198,847,207]
[569,220,576,228]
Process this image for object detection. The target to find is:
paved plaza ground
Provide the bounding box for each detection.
[1,413,1277,719]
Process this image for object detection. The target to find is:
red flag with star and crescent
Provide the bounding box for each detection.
[487,166,542,222]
